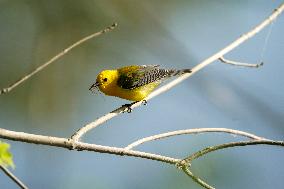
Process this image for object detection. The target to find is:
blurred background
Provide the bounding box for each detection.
[0,0,284,188]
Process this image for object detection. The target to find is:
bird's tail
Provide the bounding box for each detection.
[169,69,192,76]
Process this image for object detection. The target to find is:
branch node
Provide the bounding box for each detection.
[176,159,191,170]
[118,149,126,156]
[102,22,118,33]
[0,88,8,95]
[66,138,78,150]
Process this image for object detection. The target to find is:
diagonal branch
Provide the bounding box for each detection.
[181,166,214,189]
[0,165,29,189]
[125,128,266,150]
[0,23,118,95]
[71,105,128,141]
[71,2,284,142]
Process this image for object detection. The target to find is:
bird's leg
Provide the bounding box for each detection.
[122,100,147,113]
[122,102,136,113]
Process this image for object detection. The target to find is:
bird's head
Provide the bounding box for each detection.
[89,70,118,92]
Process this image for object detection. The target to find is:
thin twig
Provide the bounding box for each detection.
[71,3,284,142]
[125,128,266,150]
[219,56,263,68]
[177,140,284,189]
[0,23,118,95]
[0,165,29,189]
[71,105,128,141]
[181,166,215,189]
[181,140,284,164]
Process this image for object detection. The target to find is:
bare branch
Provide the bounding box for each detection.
[71,3,284,141]
[0,165,29,189]
[181,166,214,189]
[71,105,128,141]
[0,128,179,164]
[2,127,282,189]
[0,23,118,95]
[219,56,263,68]
[181,140,283,165]
[2,128,282,189]
[125,128,266,150]
[176,140,284,189]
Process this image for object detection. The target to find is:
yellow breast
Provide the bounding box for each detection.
[96,67,161,101]
[99,80,160,101]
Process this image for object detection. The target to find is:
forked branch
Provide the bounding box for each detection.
[181,140,283,164]
[177,140,284,189]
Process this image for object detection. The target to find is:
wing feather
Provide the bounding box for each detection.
[117,65,175,90]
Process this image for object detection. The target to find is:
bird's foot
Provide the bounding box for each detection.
[122,102,135,113]
[142,100,147,105]
[122,100,147,113]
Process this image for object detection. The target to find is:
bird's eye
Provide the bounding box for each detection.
[103,78,108,82]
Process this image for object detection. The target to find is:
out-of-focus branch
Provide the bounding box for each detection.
[0,23,118,95]
[125,128,266,150]
[0,165,29,189]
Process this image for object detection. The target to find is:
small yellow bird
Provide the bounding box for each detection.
[89,65,191,102]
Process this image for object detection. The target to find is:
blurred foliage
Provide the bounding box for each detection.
[0,141,15,168]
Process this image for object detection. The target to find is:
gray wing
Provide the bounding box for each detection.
[117,65,176,90]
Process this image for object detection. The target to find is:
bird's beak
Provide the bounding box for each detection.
[89,82,100,92]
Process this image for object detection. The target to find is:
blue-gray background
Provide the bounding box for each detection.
[0,0,283,188]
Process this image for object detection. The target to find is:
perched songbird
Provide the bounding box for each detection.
[89,65,191,101]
